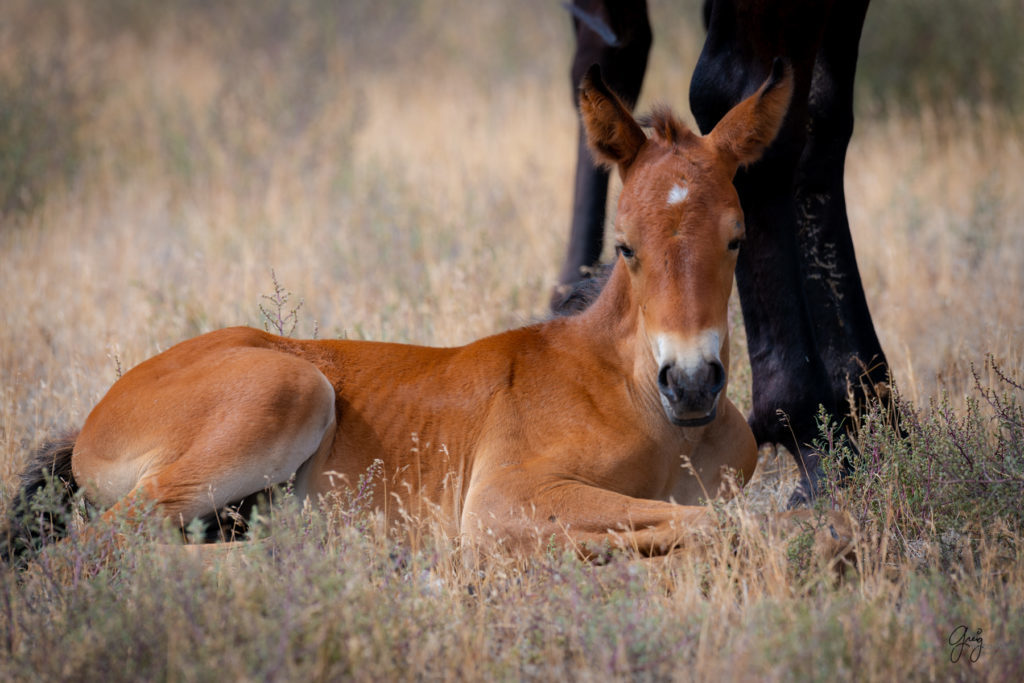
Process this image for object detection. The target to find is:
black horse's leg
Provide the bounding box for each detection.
[781,0,895,504]
[796,0,893,427]
[553,0,652,311]
[692,0,879,504]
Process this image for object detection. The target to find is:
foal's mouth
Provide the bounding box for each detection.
[660,394,719,428]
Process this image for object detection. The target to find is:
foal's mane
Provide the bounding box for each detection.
[638,105,694,148]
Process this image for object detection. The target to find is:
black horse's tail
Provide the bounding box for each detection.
[1,431,80,565]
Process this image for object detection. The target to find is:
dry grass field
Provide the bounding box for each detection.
[1,1,1022,680]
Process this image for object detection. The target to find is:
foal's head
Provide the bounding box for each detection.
[579,60,792,427]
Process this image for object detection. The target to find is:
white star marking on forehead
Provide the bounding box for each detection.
[667,182,689,205]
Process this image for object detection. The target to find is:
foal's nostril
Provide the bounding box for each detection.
[657,363,679,401]
[708,360,725,394]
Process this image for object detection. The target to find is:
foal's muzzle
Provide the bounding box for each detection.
[657,359,725,427]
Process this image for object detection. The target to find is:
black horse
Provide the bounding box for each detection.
[553,0,892,505]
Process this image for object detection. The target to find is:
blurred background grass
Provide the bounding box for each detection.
[3,0,1021,214]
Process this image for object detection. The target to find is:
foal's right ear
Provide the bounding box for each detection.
[579,64,647,176]
[707,57,794,175]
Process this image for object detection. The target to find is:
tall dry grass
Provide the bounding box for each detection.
[1,1,1022,679]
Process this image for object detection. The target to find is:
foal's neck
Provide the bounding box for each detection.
[564,262,653,379]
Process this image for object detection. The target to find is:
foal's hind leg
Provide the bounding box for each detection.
[73,345,337,536]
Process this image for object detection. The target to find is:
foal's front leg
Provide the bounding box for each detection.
[462,476,716,558]
[461,466,854,564]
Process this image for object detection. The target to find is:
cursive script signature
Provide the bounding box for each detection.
[948,625,983,663]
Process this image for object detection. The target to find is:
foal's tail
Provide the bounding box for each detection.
[1,431,80,565]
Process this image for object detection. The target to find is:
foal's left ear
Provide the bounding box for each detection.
[707,57,794,175]
[579,64,647,177]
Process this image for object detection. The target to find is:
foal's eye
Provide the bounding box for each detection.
[727,238,743,251]
[617,244,636,260]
